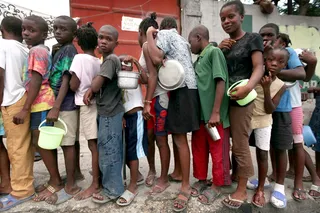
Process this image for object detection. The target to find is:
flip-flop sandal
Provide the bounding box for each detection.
[198,188,220,205]
[149,182,170,195]
[292,188,307,202]
[168,174,182,183]
[173,191,191,212]
[309,184,320,199]
[0,194,34,212]
[222,194,247,209]
[116,190,138,206]
[270,191,287,209]
[92,192,112,204]
[246,178,271,190]
[252,190,265,208]
[302,175,312,182]
[45,187,75,205]
[191,181,208,197]
[145,174,156,187]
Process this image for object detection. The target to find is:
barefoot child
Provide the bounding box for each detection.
[35,15,81,204]
[116,55,148,206]
[188,25,231,205]
[249,48,287,208]
[69,22,101,200]
[85,25,125,203]
[0,16,33,211]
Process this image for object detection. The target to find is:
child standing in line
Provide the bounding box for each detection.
[35,16,81,205]
[188,25,231,205]
[69,22,101,200]
[248,48,287,208]
[116,55,148,206]
[84,25,124,204]
[0,16,33,211]
[12,15,54,201]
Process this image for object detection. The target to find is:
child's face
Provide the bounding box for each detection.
[98,29,118,54]
[265,49,288,77]
[22,19,46,46]
[53,18,75,45]
[220,5,244,35]
[188,34,201,55]
[259,27,277,46]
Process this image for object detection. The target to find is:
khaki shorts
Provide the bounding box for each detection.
[55,110,79,146]
[80,105,98,141]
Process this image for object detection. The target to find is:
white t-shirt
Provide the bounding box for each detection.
[69,54,101,105]
[0,39,28,106]
[123,85,144,113]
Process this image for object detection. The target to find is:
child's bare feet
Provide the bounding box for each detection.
[145,171,156,187]
[74,184,100,201]
[33,184,63,202]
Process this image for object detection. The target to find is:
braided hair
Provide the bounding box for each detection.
[277,33,292,47]
[76,22,98,51]
[139,12,158,35]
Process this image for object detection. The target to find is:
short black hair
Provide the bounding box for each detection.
[55,15,77,31]
[189,25,210,41]
[1,16,22,37]
[76,22,98,51]
[100,25,119,40]
[160,17,177,30]
[139,12,159,35]
[220,1,245,16]
[277,33,292,47]
[25,15,48,33]
[260,23,279,36]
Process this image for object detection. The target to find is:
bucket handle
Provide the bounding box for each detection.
[38,118,68,135]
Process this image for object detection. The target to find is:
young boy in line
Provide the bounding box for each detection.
[0,16,34,211]
[84,25,125,204]
[69,22,101,200]
[145,17,200,212]
[116,55,148,206]
[248,48,287,208]
[188,25,230,205]
[34,15,81,204]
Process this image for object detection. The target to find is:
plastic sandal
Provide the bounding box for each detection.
[116,190,138,206]
[270,191,287,209]
[0,194,34,212]
[292,188,307,202]
[246,178,271,190]
[252,190,265,208]
[309,184,320,199]
[173,191,191,212]
[92,192,112,204]
[198,188,220,205]
[191,181,208,197]
[222,194,246,209]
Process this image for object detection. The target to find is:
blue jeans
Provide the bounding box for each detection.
[98,112,124,199]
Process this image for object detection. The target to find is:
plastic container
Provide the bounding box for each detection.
[303,125,317,147]
[227,79,257,106]
[117,70,140,89]
[38,118,68,150]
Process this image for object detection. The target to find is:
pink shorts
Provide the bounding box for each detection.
[290,106,303,143]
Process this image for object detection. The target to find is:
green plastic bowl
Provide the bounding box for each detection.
[227,79,257,106]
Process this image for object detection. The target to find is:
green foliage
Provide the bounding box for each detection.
[278,0,320,16]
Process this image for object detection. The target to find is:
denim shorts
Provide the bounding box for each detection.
[30,110,53,130]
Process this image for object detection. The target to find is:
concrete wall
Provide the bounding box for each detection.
[181,0,320,91]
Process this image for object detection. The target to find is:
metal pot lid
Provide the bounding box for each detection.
[158,60,185,91]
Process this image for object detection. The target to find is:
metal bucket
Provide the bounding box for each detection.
[117,70,140,89]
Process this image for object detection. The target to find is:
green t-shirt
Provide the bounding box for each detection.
[194,44,230,128]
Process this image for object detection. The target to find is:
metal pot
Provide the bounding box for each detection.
[158,60,185,91]
[117,70,140,89]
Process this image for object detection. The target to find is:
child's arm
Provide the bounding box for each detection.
[70,73,80,92]
[146,27,164,66]
[299,50,318,82]
[132,58,148,84]
[47,74,70,122]
[13,71,42,124]
[208,79,225,127]
[261,76,286,114]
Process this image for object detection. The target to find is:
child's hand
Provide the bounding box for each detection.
[13,109,28,125]
[122,118,126,129]
[83,88,93,106]
[263,40,273,54]
[146,26,158,38]
[142,103,153,120]
[208,111,220,127]
[261,75,272,88]
[218,39,236,50]
[229,85,251,100]
[46,107,60,122]
[299,50,317,65]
